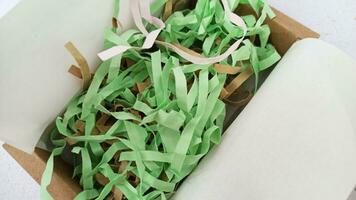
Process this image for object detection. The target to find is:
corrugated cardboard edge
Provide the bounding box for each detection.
[268,8,319,54]
[3,7,319,200]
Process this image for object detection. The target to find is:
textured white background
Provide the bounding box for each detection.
[0,0,355,199]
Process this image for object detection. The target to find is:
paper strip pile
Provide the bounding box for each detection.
[41,0,281,199]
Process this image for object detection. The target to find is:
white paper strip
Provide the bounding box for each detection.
[174,38,356,200]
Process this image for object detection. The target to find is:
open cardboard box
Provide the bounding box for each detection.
[2,7,319,200]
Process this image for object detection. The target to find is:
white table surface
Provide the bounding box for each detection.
[0,0,355,199]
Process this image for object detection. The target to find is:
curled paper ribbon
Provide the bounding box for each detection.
[98,0,247,65]
[98,0,165,61]
[220,67,254,99]
[224,90,254,107]
[154,0,247,65]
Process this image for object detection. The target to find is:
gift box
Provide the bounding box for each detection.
[1,3,319,200]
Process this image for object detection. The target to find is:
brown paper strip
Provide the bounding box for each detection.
[96,112,114,133]
[68,65,83,79]
[125,58,135,67]
[169,44,242,75]
[113,104,124,111]
[64,120,86,145]
[224,90,253,107]
[64,137,77,146]
[215,37,222,45]
[174,0,190,11]
[163,0,173,21]
[113,188,123,200]
[68,65,94,80]
[95,173,110,186]
[96,172,123,200]
[112,17,124,32]
[112,17,118,29]
[118,161,128,173]
[213,64,241,74]
[106,194,115,200]
[74,120,85,134]
[220,67,253,99]
[104,139,120,145]
[65,42,92,89]
[137,79,151,93]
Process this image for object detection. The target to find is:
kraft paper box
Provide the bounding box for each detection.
[5,1,349,199]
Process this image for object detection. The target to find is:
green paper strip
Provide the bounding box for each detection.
[41,0,281,199]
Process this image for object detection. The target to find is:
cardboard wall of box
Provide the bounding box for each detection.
[2,7,319,200]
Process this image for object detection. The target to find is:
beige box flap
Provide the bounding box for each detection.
[175,38,356,200]
[0,0,145,153]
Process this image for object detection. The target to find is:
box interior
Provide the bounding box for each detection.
[3,7,319,200]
